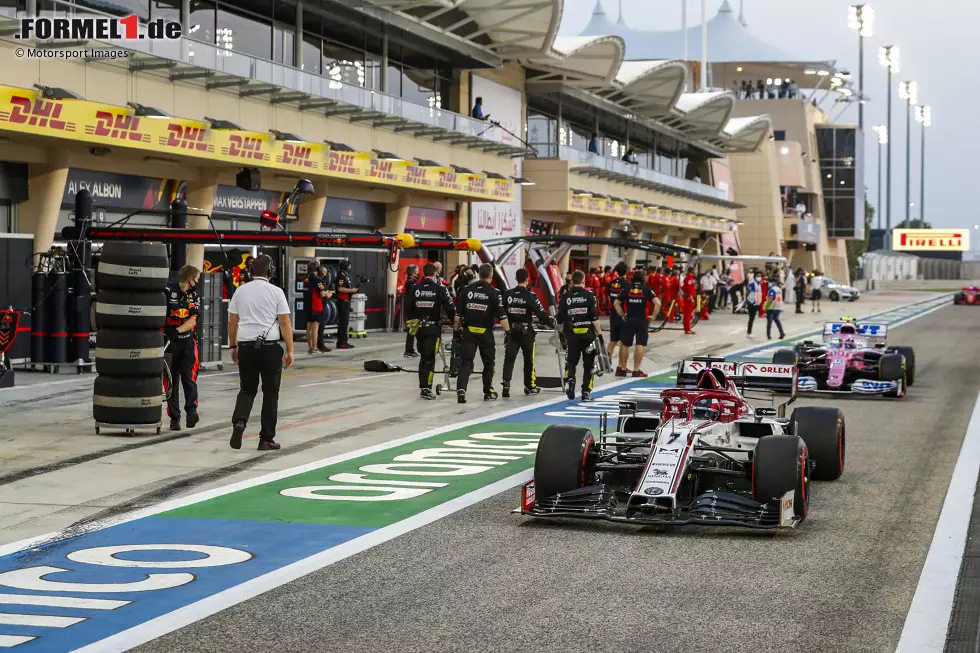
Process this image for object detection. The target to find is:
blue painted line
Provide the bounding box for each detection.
[0,295,948,652]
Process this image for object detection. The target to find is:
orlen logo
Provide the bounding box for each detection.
[327,151,360,176]
[0,95,76,131]
[466,176,486,194]
[277,143,318,169]
[222,135,268,161]
[86,111,150,143]
[161,124,213,152]
[405,165,429,186]
[742,364,793,374]
[437,170,459,190]
[369,158,398,181]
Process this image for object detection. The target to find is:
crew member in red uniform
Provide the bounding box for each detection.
[681,267,698,335]
[758,274,769,318]
[600,265,615,313]
[587,268,602,309]
[164,265,202,431]
[645,266,658,294]
[664,269,680,321]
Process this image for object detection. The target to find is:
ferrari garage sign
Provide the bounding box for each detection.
[893,228,970,251]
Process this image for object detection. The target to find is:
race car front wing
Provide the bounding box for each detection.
[515,482,800,529]
[798,376,903,396]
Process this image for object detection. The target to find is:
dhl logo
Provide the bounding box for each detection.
[369,158,398,181]
[491,180,510,198]
[569,196,585,209]
[160,124,213,152]
[277,143,318,169]
[405,165,429,186]
[327,151,360,176]
[222,134,268,161]
[437,170,460,190]
[633,205,645,217]
[466,176,486,194]
[588,198,603,212]
[619,203,631,216]
[0,95,76,131]
[86,110,150,142]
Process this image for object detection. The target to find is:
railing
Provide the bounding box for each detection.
[0,3,520,150]
[556,145,728,201]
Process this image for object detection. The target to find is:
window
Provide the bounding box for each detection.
[273,26,292,65]
[150,0,179,23]
[322,41,365,88]
[302,37,321,74]
[187,1,215,46]
[774,130,786,141]
[216,5,272,60]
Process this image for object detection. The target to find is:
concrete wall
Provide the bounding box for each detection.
[729,143,783,257]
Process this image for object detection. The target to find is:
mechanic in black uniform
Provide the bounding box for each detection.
[454,263,510,404]
[403,264,420,358]
[502,268,554,398]
[606,261,629,374]
[614,270,661,378]
[557,269,604,402]
[164,264,202,431]
[406,263,455,400]
[335,261,358,349]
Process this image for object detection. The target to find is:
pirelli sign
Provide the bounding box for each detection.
[893,229,970,252]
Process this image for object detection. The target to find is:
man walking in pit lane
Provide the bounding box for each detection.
[614,270,661,378]
[455,263,510,404]
[502,268,554,398]
[557,269,604,401]
[606,262,629,374]
[164,264,202,431]
[407,263,455,400]
[403,264,420,358]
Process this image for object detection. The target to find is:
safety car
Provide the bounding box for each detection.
[517,358,845,529]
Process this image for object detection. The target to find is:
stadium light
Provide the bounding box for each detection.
[879,44,899,248]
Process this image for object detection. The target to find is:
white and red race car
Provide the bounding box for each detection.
[518,358,845,529]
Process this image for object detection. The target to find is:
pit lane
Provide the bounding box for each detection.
[132,302,980,653]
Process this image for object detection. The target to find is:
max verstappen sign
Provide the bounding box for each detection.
[15,15,181,40]
[893,229,970,252]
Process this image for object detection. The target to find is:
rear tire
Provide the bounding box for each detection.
[95,290,167,330]
[830,291,840,301]
[533,425,597,499]
[96,242,169,292]
[95,329,165,377]
[752,435,809,518]
[789,407,845,481]
[890,346,915,386]
[772,349,798,366]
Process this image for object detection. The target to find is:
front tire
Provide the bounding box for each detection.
[829,291,840,301]
[789,407,845,481]
[889,346,916,386]
[773,349,799,366]
[880,353,906,398]
[753,435,809,518]
[533,425,597,499]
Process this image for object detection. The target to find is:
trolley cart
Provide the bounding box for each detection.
[435,329,462,395]
[94,422,162,436]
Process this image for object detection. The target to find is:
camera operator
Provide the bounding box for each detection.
[335,260,358,350]
[228,254,294,451]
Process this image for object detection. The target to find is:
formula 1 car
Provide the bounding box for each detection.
[517,358,845,529]
[781,319,915,396]
[954,286,980,305]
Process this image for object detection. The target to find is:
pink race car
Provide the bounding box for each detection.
[954,286,980,305]
[775,322,914,398]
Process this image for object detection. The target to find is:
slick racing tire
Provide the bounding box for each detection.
[789,407,845,481]
[96,290,167,330]
[889,346,916,386]
[879,353,906,383]
[93,375,163,425]
[772,349,799,366]
[95,329,165,377]
[752,435,809,519]
[533,425,597,499]
[96,242,169,292]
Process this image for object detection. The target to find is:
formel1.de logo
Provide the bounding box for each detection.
[16,15,182,41]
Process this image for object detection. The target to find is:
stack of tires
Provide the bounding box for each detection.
[93,243,169,430]
[350,293,367,338]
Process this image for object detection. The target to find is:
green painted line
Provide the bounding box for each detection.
[163,423,550,528]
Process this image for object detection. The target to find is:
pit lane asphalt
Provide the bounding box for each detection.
[135,304,980,653]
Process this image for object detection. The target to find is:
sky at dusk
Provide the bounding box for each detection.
[559,0,979,243]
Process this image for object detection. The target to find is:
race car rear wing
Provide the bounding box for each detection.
[823,321,888,347]
[675,357,798,415]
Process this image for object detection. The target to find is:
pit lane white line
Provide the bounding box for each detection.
[895,389,980,653]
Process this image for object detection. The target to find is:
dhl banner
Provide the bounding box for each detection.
[0,84,514,203]
[566,191,733,233]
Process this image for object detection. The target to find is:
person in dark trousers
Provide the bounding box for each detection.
[557,269,604,402]
[334,260,358,349]
[228,255,294,451]
[614,270,660,377]
[164,264,201,431]
[502,268,554,398]
[304,261,328,355]
[746,269,764,335]
[407,263,455,400]
[317,265,334,351]
[765,276,786,340]
[403,264,420,357]
[794,268,807,314]
[606,262,629,375]
[587,132,599,154]
[454,263,509,404]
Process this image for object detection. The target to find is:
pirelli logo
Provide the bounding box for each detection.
[160,124,213,152]
[86,110,150,142]
[369,158,398,181]
[894,229,969,251]
[327,151,360,176]
[277,143,318,169]
[0,95,76,131]
[222,134,268,161]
